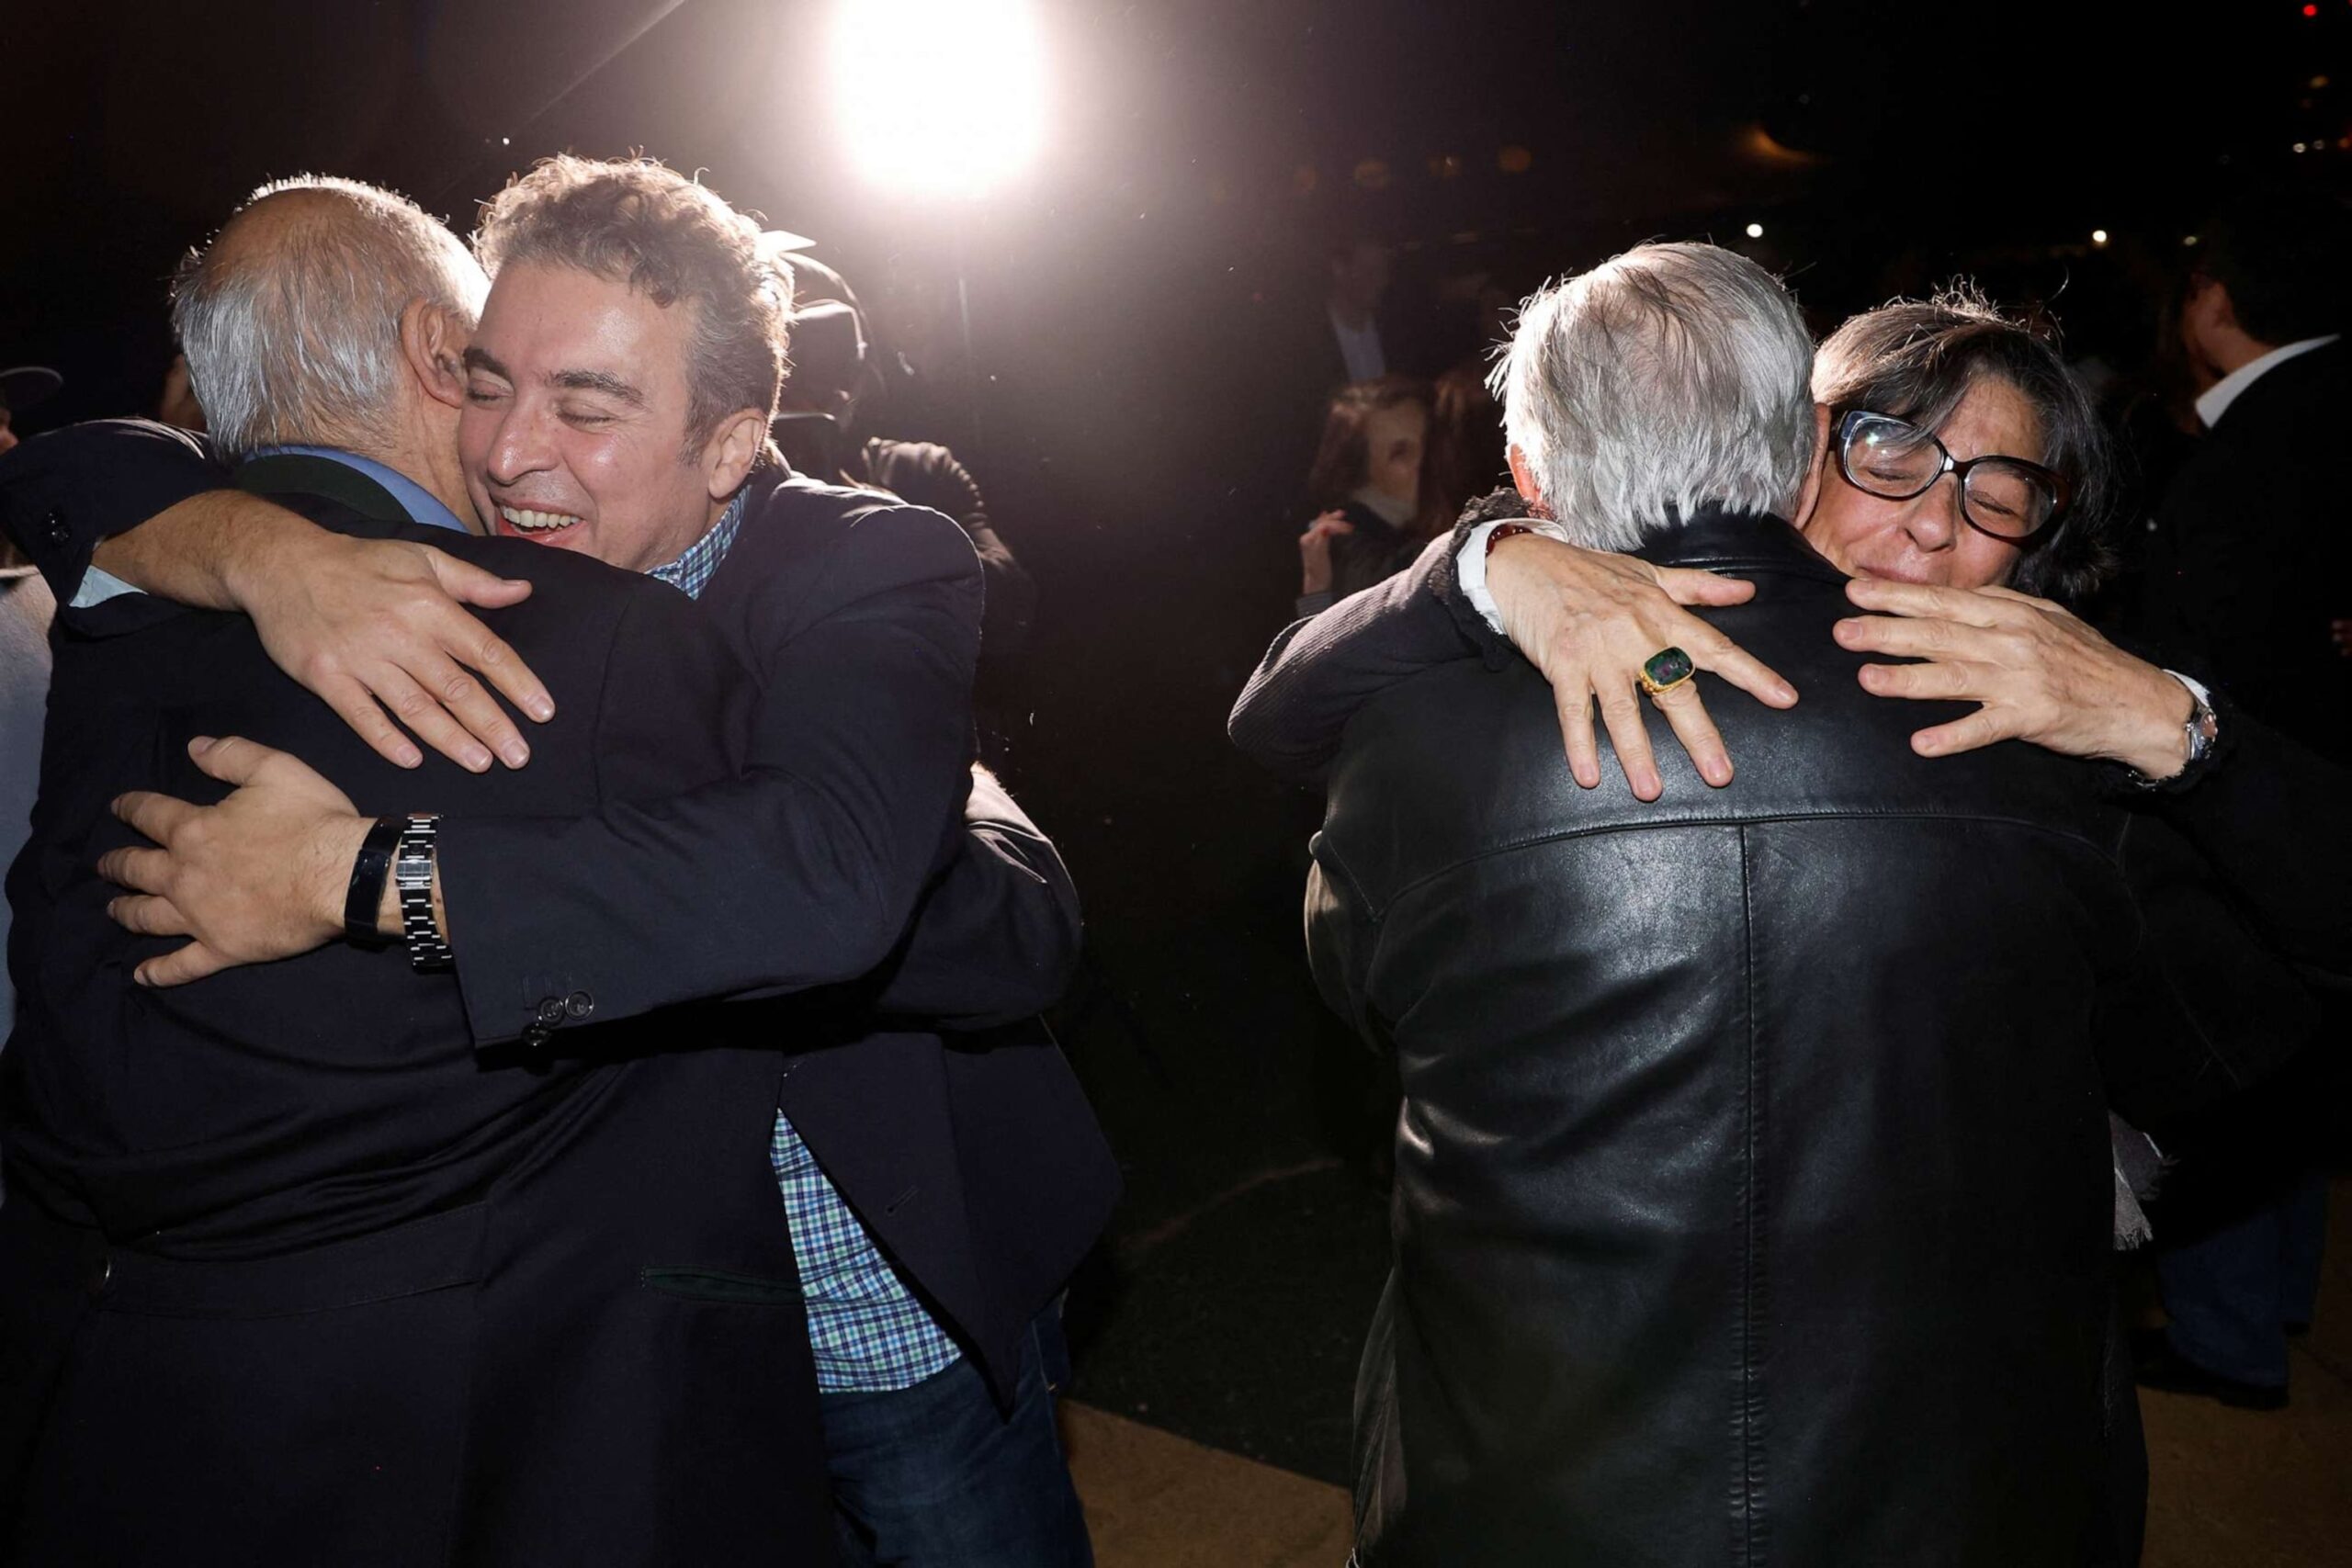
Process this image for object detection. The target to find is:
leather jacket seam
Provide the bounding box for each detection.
[1735,823,1768,1563]
[1362,809,2125,921]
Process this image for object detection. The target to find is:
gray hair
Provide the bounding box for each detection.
[170,175,488,457]
[1488,243,1816,550]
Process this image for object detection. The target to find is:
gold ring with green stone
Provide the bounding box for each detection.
[1638,646,1696,697]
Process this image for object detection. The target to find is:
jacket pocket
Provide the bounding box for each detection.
[638,1266,804,1306]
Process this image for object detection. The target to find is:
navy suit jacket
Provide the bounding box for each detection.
[4,423,1119,1409]
[0,440,831,1563]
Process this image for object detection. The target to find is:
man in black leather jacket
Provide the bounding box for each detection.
[1299,243,2202,1566]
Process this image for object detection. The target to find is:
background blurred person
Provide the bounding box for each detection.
[1295,374,1438,616]
[0,365,60,1041]
[2125,187,2352,1416]
[777,251,1038,772]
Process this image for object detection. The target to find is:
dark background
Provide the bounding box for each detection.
[6,0,2347,1479]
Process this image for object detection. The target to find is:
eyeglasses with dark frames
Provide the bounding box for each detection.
[1832,409,2070,543]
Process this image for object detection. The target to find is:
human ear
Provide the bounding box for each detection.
[704,407,769,500]
[402,300,469,412]
[1505,444,1549,516]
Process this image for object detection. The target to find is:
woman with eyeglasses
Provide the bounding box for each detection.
[1233,284,2349,1565]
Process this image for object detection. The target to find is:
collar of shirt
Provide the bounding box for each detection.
[647,489,748,602]
[1328,303,1386,382]
[244,445,473,534]
[2194,334,2341,429]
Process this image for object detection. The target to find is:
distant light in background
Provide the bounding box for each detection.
[1745,222,1765,239]
[1353,158,1392,191]
[834,0,1046,197]
[1498,145,1533,175]
[2091,229,2109,245]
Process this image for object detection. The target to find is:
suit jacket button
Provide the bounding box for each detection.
[564,991,594,1020]
[45,509,69,546]
[521,1021,553,1050]
[534,996,567,1027]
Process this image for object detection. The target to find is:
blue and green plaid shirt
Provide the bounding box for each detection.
[653,490,963,1393]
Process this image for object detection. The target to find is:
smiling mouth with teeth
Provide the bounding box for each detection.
[497,504,583,537]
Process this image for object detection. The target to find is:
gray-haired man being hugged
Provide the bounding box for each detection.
[1308,243,2153,1564]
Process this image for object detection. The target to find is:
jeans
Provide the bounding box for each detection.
[2159,1170,2327,1387]
[820,1312,1093,1567]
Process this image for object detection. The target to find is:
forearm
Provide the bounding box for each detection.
[2141,697,2352,980]
[1233,531,1489,787]
[0,417,228,611]
[92,489,328,612]
[436,568,982,1043]
[865,776,1082,1026]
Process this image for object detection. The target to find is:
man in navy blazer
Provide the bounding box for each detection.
[8,163,1113,1564]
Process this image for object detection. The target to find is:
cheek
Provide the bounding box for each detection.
[1955,532,2022,591]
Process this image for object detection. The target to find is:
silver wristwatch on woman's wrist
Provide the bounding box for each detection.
[2130,672,2219,788]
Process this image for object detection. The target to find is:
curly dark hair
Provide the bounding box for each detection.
[473,154,790,452]
[1813,285,2115,604]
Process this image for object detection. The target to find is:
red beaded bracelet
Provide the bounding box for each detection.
[1486,522,1539,557]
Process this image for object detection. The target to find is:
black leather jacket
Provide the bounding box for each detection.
[1307,512,2160,1565]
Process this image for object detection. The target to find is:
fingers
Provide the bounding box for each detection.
[134,941,235,988]
[1596,685,1663,802]
[1856,660,1984,702]
[1833,614,1996,663]
[1843,577,2012,627]
[460,628,554,728]
[1910,706,2017,759]
[411,649,532,769]
[1655,567,1758,609]
[427,548,536,611]
[320,673,426,769]
[1683,625,1797,709]
[185,735,282,787]
[1648,682,1734,788]
[96,843,175,896]
[108,894,191,938]
[108,791,198,851]
[365,666,497,774]
[1553,682,1603,789]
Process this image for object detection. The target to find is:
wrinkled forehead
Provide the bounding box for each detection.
[475,260,694,400]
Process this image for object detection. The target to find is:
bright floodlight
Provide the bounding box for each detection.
[1745,222,1765,239]
[836,0,1046,197]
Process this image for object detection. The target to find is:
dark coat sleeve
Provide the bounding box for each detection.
[2137,693,2352,985]
[435,503,984,1044]
[860,769,1081,1028]
[1229,524,1510,788]
[0,419,227,631]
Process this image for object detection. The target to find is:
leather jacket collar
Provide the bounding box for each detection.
[1632,505,1844,584]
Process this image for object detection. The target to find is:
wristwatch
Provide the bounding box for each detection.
[2129,672,2220,790]
[342,817,404,949]
[393,814,454,971]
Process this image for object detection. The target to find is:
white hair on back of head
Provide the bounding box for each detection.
[170,175,488,457]
[1488,242,1816,550]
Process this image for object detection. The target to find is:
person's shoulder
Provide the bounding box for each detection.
[737,471,980,584]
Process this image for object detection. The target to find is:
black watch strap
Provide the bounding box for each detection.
[394,814,454,972]
[343,817,404,949]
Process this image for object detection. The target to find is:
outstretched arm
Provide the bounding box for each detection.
[1233,514,1795,796]
[0,418,552,770]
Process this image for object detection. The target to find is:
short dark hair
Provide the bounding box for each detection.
[1813,286,2114,603]
[473,155,790,452]
[2191,189,2352,347]
[1306,374,1430,516]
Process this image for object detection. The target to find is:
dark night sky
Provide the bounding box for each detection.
[6,0,2345,423]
